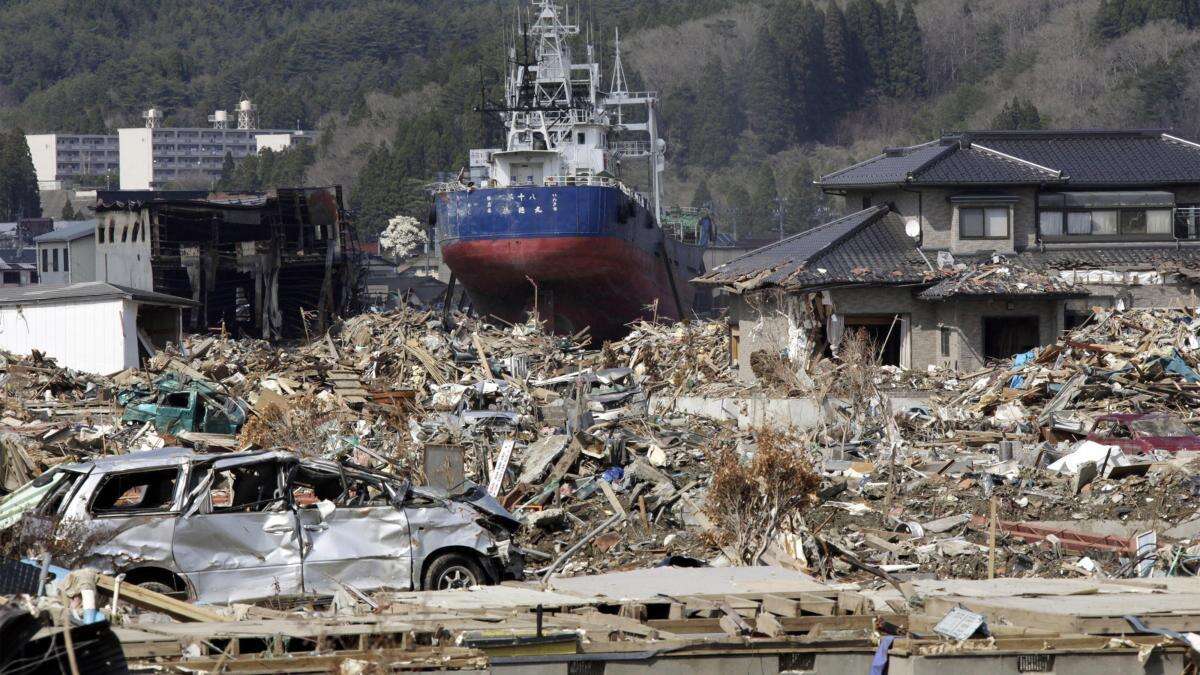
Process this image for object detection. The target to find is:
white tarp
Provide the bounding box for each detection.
[1047,440,1129,475]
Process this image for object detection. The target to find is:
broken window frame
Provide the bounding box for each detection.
[285,459,403,511]
[36,468,89,517]
[209,459,289,514]
[87,466,185,518]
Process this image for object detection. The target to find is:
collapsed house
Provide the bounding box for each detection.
[698,129,1200,380]
[92,187,356,339]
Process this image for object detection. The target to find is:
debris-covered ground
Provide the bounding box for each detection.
[5,307,1200,670]
[6,308,1200,582]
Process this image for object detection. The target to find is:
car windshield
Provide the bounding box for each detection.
[1130,417,1194,437]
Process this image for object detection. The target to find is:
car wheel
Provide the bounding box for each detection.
[136,581,184,599]
[423,553,486,590]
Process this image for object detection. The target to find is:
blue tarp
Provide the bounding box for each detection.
[1009,349,1037,388]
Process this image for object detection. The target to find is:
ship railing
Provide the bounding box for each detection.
[544,175,651,209]
[610,141,651,157]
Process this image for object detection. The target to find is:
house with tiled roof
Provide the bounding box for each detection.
[697,129,1200,379]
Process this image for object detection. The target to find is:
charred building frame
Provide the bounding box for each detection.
[93,187,355,339]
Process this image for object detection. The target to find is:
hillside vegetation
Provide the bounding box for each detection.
[3,0,1200,236]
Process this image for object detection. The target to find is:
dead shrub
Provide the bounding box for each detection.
[703,429,819,565]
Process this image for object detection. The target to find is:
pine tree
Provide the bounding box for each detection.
[1093,0,1128,38]
[783,162,828,233]
[745,28,795,148]
[791,1,830,139]
[823,2,853,118]
[880,0,901,96]
[1136,57,1186,127]
[691,179,713,210]
[0,130,42,221]
[748,164,780,239]
[991,97,1044,130]
[61,200,78,220]
[846,0,887,94]
[686,57,739,168]
[889,0,927,97]
[217,151,236,191]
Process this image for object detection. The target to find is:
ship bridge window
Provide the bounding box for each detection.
[577,132,586,145]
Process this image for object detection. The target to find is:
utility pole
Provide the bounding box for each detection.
[773,196,788,241]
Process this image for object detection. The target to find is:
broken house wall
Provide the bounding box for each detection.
[929,296,1063,372]
[729,286,1065,381]
[95,188,353,340]
[96,209,154,289]
[0,298,137,374]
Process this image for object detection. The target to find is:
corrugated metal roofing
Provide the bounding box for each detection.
[33,220,98,243]
[0,281,198,307]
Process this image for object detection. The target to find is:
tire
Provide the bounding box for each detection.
[136,580,184,599]
[423,553,486,590]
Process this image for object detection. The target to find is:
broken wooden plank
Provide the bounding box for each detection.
[97,574,225,623]
[597,478,628,519]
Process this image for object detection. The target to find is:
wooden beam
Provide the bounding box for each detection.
[597,478,628,519]
[96,574,225,623]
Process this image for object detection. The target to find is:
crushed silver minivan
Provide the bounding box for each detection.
[7,448,523,604]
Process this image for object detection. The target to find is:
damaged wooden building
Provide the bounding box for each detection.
[696,129,1200,380]
[92,187,355,339]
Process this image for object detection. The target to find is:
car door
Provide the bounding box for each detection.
[171,454,304,604]
[154,390,195,434]
[290,461,413,595]
[74,462,187,574]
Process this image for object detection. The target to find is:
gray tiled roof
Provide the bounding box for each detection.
[818,142,952,187]
[912,147,1058,184]
[974,131,1200,185]
[819,130,1200,188]
[694,206,930,290]
[1019,245,1200,270]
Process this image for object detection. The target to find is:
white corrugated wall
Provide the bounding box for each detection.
[0,298,133,374]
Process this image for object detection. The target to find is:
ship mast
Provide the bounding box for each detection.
[482,0,665,222]
[605,29,665,223]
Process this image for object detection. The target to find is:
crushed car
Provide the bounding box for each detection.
[1086,412,1200,454]
[2,448,523,604]
[120,376,248,436]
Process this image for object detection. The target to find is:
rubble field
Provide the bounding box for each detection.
[4,307,1200,671]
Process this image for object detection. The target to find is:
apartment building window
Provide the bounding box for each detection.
[959,206,1009,239]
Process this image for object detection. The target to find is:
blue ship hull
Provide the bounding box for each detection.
[434,185,704,339]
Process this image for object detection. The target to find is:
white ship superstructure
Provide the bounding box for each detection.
[465,0,665,220]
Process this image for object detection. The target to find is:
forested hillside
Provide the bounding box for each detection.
[4,0,1200,237]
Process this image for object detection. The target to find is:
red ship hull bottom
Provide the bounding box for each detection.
[441,236,681,341]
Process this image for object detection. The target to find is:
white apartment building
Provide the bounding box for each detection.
[117,126,311,190]
[25,134,120,190]
[26,100,311,191]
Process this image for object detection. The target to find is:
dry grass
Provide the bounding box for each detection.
[703,429,819,565]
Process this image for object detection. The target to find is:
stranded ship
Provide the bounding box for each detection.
[433,0,708,341]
